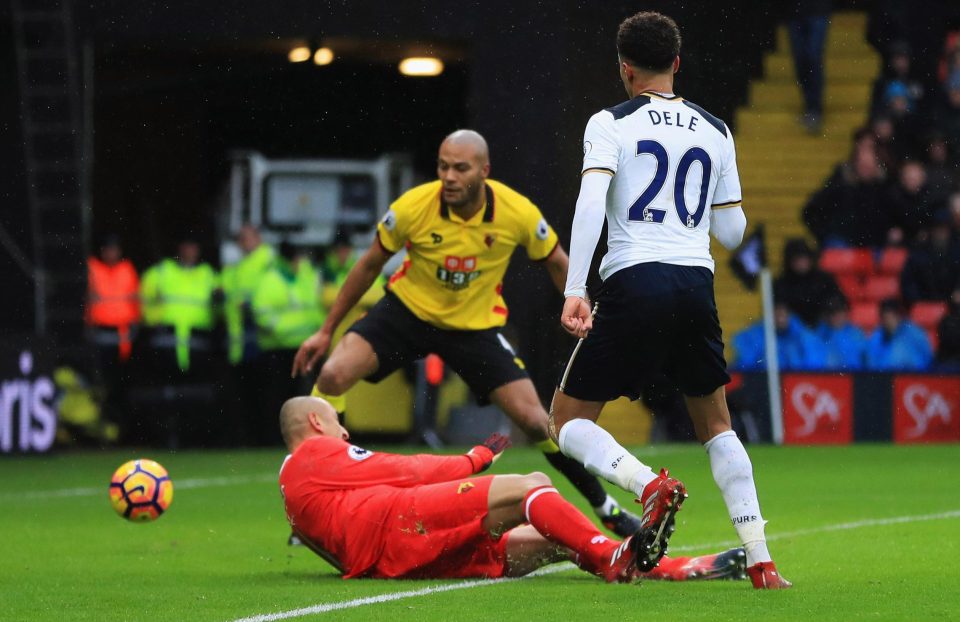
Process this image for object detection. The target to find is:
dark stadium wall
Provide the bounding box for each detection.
[72,0,781,396]
[0,8,35,334]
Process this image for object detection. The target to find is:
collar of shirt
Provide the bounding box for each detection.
[439,183,495,226]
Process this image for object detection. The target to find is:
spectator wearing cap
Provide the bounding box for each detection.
[871,41,926,119]
[773,238,844,327]
[815,296,868,371]
[900,209,960,306]
[732,301,828,372]
[865,298,933,370]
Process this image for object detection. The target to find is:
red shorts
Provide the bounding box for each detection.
[365,475,508,579]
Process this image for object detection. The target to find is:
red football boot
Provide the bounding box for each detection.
[601,534,640,583]
[642,548,747,581]
[747,561,793,589]
[633,468,687,572]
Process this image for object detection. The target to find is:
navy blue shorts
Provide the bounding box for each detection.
[347,290,529,402]
[559,262,730,401]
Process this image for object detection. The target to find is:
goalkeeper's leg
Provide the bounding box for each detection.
[489,379,641,537]
[484,473,636,582]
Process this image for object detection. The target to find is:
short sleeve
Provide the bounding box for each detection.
[520,200,559,261]
[712,129,743,210]
[581,111,621,175]
[376,198,412,254]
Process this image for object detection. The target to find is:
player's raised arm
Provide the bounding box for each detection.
[291,240,393,377]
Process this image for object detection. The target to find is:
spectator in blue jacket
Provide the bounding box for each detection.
[733,302,828,372]
[865,298,933,370]
[816,295,868,371]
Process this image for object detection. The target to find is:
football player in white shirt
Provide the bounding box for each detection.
[547,11,790,589]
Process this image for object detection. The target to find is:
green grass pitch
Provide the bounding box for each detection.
[2,443,959,621]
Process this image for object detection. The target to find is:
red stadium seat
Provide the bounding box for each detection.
[909,301,948,329]
[864,275,900,302]
[836,274,866,302]
[876,247,908,276]
[819,248,874,277]
[851,302,880,332]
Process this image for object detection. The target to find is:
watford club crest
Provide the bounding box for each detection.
[484,234,497,248]
[457,482,476,494]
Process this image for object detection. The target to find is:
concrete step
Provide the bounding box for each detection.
[774,19,876,57]
[735,110,866,136]
[749,81,871,110]
[763,53,880,82]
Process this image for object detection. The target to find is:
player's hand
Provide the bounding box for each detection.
[468,433,512,472]
[560,296,593,339]
[291,330,332,378]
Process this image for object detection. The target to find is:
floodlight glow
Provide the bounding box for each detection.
[399,57,444,76]
[313,47,334,65]
[288,46,311,63]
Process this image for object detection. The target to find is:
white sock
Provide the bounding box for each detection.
[558,418,657,497]
[592,494,620,517]
[704,430,772,566]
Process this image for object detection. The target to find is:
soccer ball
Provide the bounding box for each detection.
[108,459,174,522]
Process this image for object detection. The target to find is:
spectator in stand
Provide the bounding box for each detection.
[865,298,933,370]
[871,42,926,120]
[924,133,955,207]
[803,133,891,248]
[948,192,960,236]
[934,287,960,371]
[936,69,960,160]
[815,295,868,371]
[785,0,832,134]
[871,116,901,172]
[900,210,960,306]
[732,301,828,372]
[773,238,844,327]
[884,160,935,245]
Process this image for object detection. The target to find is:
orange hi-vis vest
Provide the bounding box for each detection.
[86,257,141,360]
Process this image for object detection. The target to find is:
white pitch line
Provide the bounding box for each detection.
[0,473,277,502]
[669,509,960,552]
[231,563,574,622]
[231,508,960,622]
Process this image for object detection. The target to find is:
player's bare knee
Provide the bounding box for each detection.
[317,364,347,396]
[523,471,552,491]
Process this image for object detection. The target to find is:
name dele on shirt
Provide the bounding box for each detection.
[646,109,699,132]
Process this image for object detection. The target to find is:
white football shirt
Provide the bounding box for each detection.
[581,91,742,278]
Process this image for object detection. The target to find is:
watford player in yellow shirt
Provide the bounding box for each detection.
[291,130,641,536]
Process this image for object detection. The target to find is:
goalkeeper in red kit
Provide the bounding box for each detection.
[278,396,746,582]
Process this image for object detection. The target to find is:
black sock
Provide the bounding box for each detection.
[542,450,608,508]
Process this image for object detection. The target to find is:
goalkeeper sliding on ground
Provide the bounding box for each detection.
[278,396,746,582]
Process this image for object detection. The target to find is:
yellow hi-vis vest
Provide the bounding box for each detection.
[222,244,276,364]
[141,259,219,371]
[251,260,325,351]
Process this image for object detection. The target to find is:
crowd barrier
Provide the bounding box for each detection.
[732,372,960,444]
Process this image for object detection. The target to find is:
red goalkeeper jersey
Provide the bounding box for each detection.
[278,436,491,577]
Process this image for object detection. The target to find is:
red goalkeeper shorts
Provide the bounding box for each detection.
[364,475,508,580]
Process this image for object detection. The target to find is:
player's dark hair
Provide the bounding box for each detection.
[616,11,681,72]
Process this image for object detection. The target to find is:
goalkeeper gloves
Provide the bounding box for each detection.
[467,433,512,472]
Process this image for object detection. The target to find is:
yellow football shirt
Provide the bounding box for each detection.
[376,179,559,330]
